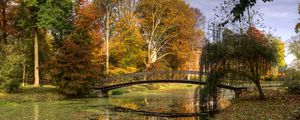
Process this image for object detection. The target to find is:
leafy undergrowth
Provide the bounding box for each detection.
[0,85,66,103]
[213,89,300,120]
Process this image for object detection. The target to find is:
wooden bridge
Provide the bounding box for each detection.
[92,70,247,97]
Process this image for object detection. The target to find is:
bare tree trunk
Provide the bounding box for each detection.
[254,80,265,100]
[34,30,40,87]
[1,0,8,44]
[3,16,7,44]
[255,81,265,100]
[105,9,110,75]
[22,64,26,86]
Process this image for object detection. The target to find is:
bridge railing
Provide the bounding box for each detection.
[94,70,206,87]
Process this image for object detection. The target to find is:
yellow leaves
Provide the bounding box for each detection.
[122,103,138,110]
[274,38,285,67]
[110,67,138,76]
[110,16,146,70]
[247,27,267,44]
[218,98,231,109]
[137,0,204,70]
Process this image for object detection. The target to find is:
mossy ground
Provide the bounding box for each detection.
[0,85,66,103]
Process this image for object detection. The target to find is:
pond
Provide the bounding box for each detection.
[0,86,235,120]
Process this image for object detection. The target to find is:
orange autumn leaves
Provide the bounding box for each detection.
[73,0,105,66]
[74,1,102,41]
[247,27,267,43]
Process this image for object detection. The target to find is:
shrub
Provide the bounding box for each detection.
[0,44,23,93]
[48,40,102,96]
[283,68,300,94]
[111,90,123,95]
[4,79,20,93]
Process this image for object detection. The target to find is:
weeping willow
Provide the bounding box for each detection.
[200,25,277,106]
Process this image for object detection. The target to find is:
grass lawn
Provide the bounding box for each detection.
[213,89,300,120]
[0,85,66,103]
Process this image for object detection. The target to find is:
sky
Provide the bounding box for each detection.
[185,0,299,65]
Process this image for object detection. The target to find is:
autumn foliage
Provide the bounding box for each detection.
[49,1,103,96]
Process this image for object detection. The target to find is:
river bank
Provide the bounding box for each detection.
[213,89,300,120]
[0,85,66,103]
[0,84,195,103]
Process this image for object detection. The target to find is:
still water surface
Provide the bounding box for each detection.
[0,86,234,120]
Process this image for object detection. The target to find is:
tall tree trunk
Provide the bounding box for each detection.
[3,15,7,44]
[105,10,110,75]
[34,30,40,87]
[22,63,26,86]
[1,0,8,44]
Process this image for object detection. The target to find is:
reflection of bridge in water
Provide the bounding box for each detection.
[105,105,210,118]
[92,71,247,97]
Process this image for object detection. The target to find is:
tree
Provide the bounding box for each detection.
[283,67,300,94]
[136,0,204,70]
[231,0,273,21]
[110,16,146,74]
[17,0,73,86]
[94,0,145,74]
[263,37,285,80]
[203,2,277,99]
[49,0,103,96]
[164,5,204,70]
[0,0,19,44]
[202,28,277,100]
[0,44,24,92]
[274,37,285,68]
[289,34,300,60]
[289,34,300,70]
[94,0,120,75]
[136,0,174,70]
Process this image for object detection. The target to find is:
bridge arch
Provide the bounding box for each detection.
[91,71,247,97]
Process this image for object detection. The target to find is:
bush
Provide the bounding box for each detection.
[111,90,123,95]
[49,40,101,96]
[0,44,23,93]
[283,68,300,94]
[4,79,20,93]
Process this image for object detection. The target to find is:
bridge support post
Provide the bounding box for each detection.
[97,90,109,98]
[234,90,242,99]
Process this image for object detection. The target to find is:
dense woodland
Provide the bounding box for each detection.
[0,0,299,98]
[0,0,205,95]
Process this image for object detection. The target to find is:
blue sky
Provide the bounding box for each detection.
[186,0,299,65]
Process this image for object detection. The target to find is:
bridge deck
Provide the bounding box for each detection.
[92,71,247,91]
[92,80,247,91]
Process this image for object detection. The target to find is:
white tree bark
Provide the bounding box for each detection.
[34,31,40,87]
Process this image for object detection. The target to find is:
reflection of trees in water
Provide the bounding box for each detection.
[105,88,233,119]
[98,110,143,120]
[111,97,196,113]
[34,103,39,120]
[198,87,234,112]
[109,90,198,114]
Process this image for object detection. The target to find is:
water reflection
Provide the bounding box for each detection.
[34,103,39,120]
[109,88,199,114]
[0,87,234,120]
